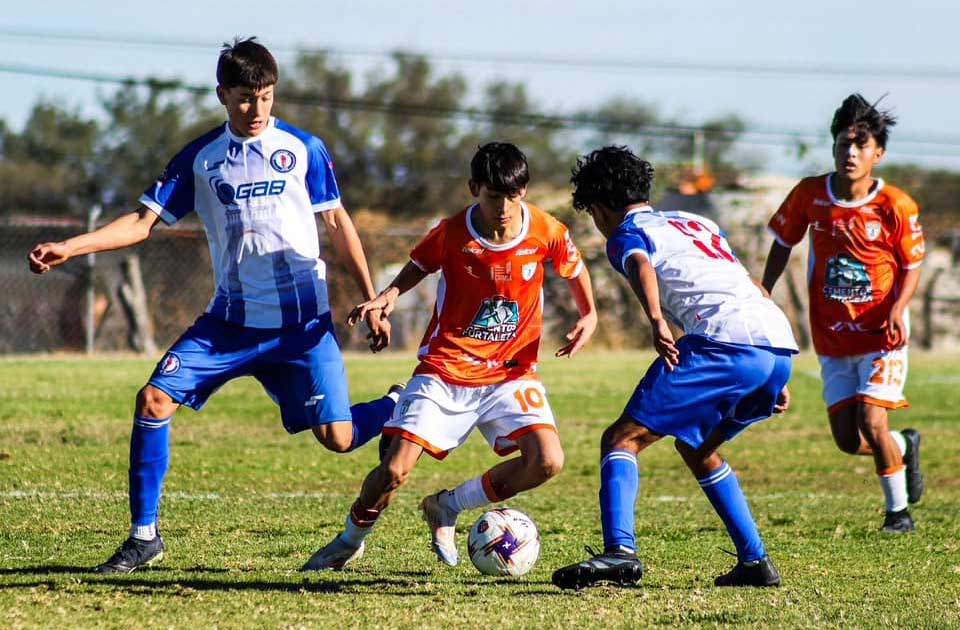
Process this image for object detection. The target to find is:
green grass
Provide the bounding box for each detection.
[1,351,958,629]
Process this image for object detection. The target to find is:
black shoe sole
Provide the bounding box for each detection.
[552,563,643,591]
[902,429,924,504]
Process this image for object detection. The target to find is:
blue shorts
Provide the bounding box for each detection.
[624,334,793,449]
[148,313,352,434]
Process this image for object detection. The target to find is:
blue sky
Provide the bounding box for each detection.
[2,0,959,174]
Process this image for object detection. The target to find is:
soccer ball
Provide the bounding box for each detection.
[467,508,540,577]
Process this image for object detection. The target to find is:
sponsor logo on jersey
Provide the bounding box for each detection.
[515,247,538,255]
[521,262,537,281]
[813,198,832,206]
[462,246,485,255]
[270,149,297,173]
[159,353,181,375]
[492,262,512,282]
[209,176,287,205]
[823,253,873,303]
[864,221,882,241]
[463,296,520,342]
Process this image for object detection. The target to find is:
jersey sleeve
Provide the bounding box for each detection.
[606,225,655,277]
[768,182,810,247]
[894,196,925,269]
[305,138,342,212]
[139,147,198,225]
[547,222,584,279]
[410,220,446,273]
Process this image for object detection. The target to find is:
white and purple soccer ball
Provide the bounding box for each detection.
[467,508,540,576]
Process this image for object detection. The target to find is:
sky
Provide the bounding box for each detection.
[2,0,959,175]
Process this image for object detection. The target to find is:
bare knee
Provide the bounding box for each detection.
[135,385,177,419]
[602,416,659,454]
[380,459,412,492]
[311,423,353,453]
[530,448,564,482]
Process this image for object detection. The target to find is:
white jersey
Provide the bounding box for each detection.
[141,117,341,328]
[607,208,798,351]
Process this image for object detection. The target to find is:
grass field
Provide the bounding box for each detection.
[1,351,958,629]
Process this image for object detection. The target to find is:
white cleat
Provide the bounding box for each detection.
[420,491,459,566]
[301,534,365,571]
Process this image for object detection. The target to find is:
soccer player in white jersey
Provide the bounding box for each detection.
[27,37,399,574]
[552,146,799,590]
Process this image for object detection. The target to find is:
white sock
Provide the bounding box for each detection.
[130,523,157,541]
[341,517,374,547]
[890,430,907,457]
[879,468,908,513]
[439,477,490,514]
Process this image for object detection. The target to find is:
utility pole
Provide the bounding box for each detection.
[85,204,102,355]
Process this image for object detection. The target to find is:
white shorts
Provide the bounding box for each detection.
[818,347,909,414]
[382,375,557,460]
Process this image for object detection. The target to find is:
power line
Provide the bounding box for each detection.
[2,62,960,161]
[3,27,960,82]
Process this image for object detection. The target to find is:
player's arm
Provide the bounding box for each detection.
[28,206,161,274]
[555,266,598,358]
[887,266,921,348]
[347,261,428,327]
[318,206,390,351]
[761,241,793,293]
[624,252,679,369]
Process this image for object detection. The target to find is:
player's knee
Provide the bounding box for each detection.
[533,450,564,481]
[311,425,353,453]
[135,386,176,419]
[381,460,412,491]
[856,411,889,441]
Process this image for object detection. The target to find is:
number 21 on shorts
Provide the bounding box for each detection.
[513,386,545,413]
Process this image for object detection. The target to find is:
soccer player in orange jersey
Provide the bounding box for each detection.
[762,94,925,533]
[302,142,598,570]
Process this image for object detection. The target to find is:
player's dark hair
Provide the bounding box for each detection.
[830,93,897,149]
[570,145,654,213]
[470,142,530,195]
[217,37,278,89]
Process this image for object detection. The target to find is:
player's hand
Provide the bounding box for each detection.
[555,311,597,358]
[886,306,908,348]
[28,242,71,274]
[347,290,397,328]
[773,386,790,414]
[364,309,391,353]
[652,318,679,370]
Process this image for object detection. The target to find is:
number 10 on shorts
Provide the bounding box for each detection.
[513,387,545,413]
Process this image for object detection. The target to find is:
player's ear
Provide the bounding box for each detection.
[468,180,481,197]
[216,85,227,106]
[873,146,885,164]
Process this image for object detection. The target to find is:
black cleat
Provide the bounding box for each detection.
[552,546,643,591]
[714,555,780,587]
[902,428,924,504]
[881,508,915,533]
[93,535,165,574]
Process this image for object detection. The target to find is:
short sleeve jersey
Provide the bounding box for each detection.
[768,174,924,356]
[410,202,584,385]
[140,117,342,329]
[607,208,798,352]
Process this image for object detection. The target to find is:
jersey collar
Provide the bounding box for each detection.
[825,173,884,208]
[466,202,531,251]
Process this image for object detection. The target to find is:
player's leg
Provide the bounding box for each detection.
[676,435,779,587]
[253,313,400,452]
[550,416,656,590]
[94,384,178,574]
[425,380,560,566]
[858,403,913,532]
[301,437,424,570]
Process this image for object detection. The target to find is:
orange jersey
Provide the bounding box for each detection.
[410,202,584,385]
[768,174,924,357]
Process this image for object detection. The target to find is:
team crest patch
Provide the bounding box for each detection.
[463,296,519,342]
[159,353,181,375]
[864,220,881,241]
[270,149,296,173]
[521,262,537,281]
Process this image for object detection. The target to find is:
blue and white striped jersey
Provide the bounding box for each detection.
[607,207,798,352]
[141,117,341,328]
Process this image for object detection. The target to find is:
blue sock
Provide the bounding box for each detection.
[697,461,766,562]
[348,396,396,451]
[599,449,639,552]
[129,415,171,531]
